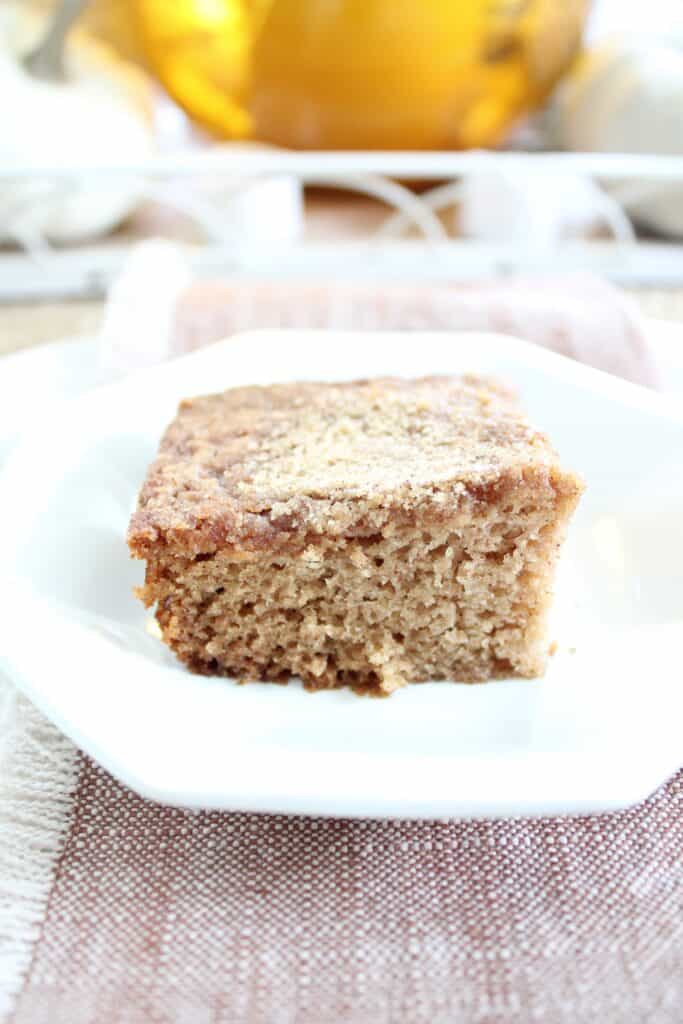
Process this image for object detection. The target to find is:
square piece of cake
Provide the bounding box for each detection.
[128,376,583,694]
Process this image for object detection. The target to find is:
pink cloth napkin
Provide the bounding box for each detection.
[171,273,659,387]
[9,755,683,1023]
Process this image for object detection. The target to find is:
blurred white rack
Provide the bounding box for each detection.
[5,240,683,303]
[3,149,683,180]
[3,149,683,298]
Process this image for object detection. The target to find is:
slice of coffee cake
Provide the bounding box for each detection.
[128,376,583,694]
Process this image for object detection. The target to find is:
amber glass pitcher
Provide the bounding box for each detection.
[133,0,590,149]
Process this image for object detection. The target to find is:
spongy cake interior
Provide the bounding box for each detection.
[138,471,576,694]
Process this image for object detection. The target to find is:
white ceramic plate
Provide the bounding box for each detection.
[1,328,682,819]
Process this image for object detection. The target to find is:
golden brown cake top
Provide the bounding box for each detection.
[128,375,579,557]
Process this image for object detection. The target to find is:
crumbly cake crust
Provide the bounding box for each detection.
[129,375,583,694]
[128,376,575,556]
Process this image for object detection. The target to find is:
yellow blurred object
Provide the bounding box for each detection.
[135,0,254,138]
[81,0,148,68]
[117,0,589,148]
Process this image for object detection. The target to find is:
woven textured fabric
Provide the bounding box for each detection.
[9,758,683,1024]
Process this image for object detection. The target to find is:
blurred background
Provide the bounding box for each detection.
[3,0,683,354]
